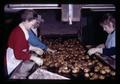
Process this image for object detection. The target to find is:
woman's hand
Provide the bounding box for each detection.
[47,48,57,54]
[30,54,43,66]
[87,48,103,56]
[29,45,44,55]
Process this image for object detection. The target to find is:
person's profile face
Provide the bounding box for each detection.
[34,21,40,28]
[102,23,114,34]
[102,24,110,33]
[27,19,37,29]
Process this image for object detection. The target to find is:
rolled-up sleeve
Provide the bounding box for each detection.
[28,30,48,51]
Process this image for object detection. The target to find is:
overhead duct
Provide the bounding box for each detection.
[61,4,82,23]
[73,5,82,21]
[68,4,73,25]
[61,4,69,22]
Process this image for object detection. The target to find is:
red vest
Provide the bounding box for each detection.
[6,25,31,75]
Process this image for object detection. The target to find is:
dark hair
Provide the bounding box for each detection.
[99,13,115,28]
[21,9,38,21]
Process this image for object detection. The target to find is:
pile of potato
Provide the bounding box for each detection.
[40,38,115,80]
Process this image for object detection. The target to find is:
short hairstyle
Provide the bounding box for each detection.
[21,9,38,21]
[99,13,115,27]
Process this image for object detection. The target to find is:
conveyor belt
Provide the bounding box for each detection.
[95,54,116,70]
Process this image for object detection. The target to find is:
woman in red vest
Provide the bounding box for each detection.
[5,9,43,79]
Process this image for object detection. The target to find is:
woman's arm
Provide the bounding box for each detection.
[28,30,48,51]
[87,47,115,56]
[96,44,105,48]
[103,47,115,56]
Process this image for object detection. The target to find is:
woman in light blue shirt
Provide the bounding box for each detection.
[88,13,115,56]
[28,14,56,54]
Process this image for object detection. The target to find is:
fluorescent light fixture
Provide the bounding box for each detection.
[9,7,61,9]
[92,9,115,11]
[7,4,61,10]
[82,6,115,9]
[81,4,115,11]
[9,4,59,7]
[82,4,115,9]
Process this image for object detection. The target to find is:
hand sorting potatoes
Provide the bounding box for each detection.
[39,38,115,80]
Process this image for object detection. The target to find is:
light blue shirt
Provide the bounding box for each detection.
[105,31,115,48]
[28,29,48,51]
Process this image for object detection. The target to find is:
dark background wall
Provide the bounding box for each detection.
[37,9,82,35]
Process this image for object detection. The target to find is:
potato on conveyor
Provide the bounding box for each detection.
[84,73,89,78]
[110,71,115,76]
[99,75,105,80]
[91,73,99,80]
[100,69,106,75]
[72,67,80,74]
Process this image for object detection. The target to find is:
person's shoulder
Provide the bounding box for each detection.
[12,26,22,33]
[13,26,20,30]
[10,26,24,37]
